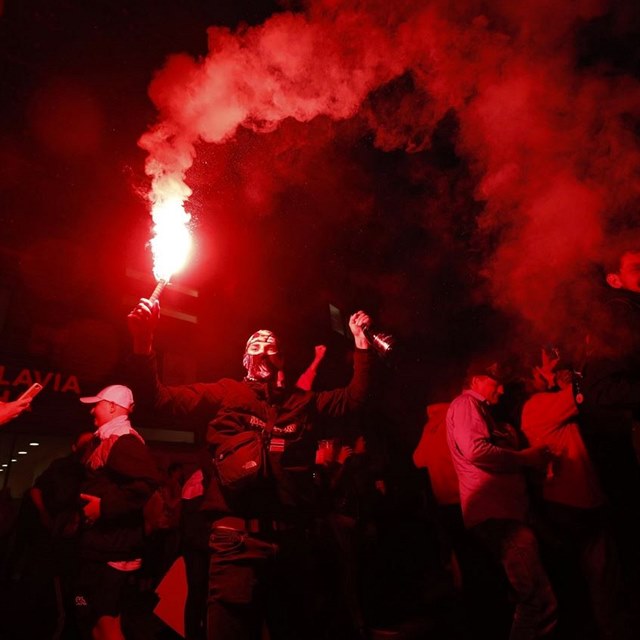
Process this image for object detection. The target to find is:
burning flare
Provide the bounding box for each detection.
[147,180,193,302]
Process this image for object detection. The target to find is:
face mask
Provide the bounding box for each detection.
[243,330,283,381]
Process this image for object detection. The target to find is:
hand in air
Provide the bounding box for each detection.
[127,298,160,354]
[80,493,101,526]
[349,311,371,349]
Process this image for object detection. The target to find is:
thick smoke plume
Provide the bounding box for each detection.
[139,0,640,341]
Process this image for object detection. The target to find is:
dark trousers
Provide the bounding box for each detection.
[323,512,367,636]
[206,520,321,640]
[540,502,636,640]
[470,519,557,640]
[438,505,510,638]
[184,547,209,640]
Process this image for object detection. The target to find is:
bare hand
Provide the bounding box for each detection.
[313,345,327,363]
[0,398,31,426]
[556,369,573,390]
[80,493,101,525]
[337,446,353,465]
[127,297,160,354]
[315,443,332,466]
[349,311,371,349]
[534,347,560,389]
[520,445,555,471]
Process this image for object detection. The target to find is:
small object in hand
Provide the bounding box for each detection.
[18,383,43,403]
[546,461,555,480]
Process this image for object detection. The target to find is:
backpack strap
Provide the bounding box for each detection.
[262,405,286,454]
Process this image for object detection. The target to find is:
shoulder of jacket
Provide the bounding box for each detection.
[451,392,474,405]
[607,294,640,313]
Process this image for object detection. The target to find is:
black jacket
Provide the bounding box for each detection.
[80,433,160,563]
[129,349,374,519]
[579,287,640,509]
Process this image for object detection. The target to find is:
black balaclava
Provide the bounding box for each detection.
[243,329,284,384]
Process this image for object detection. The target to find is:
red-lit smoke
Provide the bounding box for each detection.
[139,0,640,338]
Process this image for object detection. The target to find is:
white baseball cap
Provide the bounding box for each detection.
[80,385,134,411]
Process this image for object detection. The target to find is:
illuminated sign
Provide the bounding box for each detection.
[0,364,81,401]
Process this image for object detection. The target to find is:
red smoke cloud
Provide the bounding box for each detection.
[139,0,640,338]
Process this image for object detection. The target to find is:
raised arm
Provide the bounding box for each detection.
[127,297,160,356]
[127,297,223,422]
[314,311,374,417]
[349,310,371,350]
[296,345,327,391]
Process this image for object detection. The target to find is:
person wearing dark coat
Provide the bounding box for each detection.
[127,299,374,640]
[73,384,160,640]
[579,241,640,601]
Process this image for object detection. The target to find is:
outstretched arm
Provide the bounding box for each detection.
[127,297,160,355]
[0,398,31,426]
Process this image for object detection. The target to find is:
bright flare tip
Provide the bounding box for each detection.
[150,198,193,282]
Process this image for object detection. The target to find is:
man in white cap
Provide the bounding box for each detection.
[73,384,160,640]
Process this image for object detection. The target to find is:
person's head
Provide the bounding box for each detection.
[167,462,184,484]
[526,346,572,394]
[242,329,283,382]
[601,233,640,294]
[79,384,134,428]
[465,360,504,404]
[605,250,640,294]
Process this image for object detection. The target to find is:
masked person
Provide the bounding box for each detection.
[127,300,374,640]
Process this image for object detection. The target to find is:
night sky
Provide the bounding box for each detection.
[1,0,640,447]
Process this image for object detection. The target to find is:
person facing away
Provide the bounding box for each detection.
[446,360,557,640]
[180,463,211,640]
[73,384,160,640]
[8,431,93,640]
[521,349,633,640]
[126,298,375,640]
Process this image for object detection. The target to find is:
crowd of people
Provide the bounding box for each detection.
[0,237,640,640]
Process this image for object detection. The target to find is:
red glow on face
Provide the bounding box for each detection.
[609,252,640,294]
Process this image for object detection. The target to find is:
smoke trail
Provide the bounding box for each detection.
[139,0,640,336]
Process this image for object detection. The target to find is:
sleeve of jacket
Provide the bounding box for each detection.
[580,296,640,410]
[99,434,161,520]
[313,349,374,417]
[448,396,523,472]
[128,352,225,425]
[581,356,640,411]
